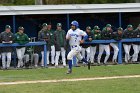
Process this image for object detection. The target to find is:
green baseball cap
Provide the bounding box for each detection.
[18,26,24,30]
[42,23,47,27]
[86,26,91,30]
[5,25,11,29]
[57,23,62,27]
[106,24,112,27]
[127,24,133,28]
[118,27,123,31]
[94,26,100,30]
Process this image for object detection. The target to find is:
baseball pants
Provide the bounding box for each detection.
[41,45,55,66]
[1,52,11,68]
[67,45,83,61]
[98,44,110,64]
[110,43,119,62]
[55,47,66,66]
[81,47,90,61]
[123,44,131,63]
[90,46,96,63]
[24,53,39,67]
[16,47,26,68]
[132,44,139,62]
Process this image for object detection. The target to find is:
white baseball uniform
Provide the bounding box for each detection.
[110,43,119,62]
[66,28,87,60]
[81,47,90,61]
[123,44,131,63]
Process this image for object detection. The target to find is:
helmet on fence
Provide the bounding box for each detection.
[71,20,79,28]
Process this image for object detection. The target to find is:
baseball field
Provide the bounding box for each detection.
[0,64,140,93]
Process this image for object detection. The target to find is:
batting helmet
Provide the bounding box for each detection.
[71,20,79,28]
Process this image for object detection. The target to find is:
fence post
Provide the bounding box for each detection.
[67,14,70,30]
[118,41,122,64]
[12,15,16,68]
[44,44,47,67]
[119,12,122,27]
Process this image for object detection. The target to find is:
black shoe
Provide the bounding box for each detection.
[87,62,90,70]
[51,64,55,66]
[103,62,107,66]
[66,69,72,74]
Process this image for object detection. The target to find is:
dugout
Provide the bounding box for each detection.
[0,3,140,64]
[0,3,140,37]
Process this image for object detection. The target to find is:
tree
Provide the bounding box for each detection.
[0,0,135,6]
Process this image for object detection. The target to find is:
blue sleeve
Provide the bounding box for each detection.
[83,35,88,41]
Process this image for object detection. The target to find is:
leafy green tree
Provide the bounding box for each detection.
[0,0,136,5]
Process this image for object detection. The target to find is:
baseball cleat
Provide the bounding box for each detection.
[66,69,72,74]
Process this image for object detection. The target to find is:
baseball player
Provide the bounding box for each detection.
[0,25,14,69]
[123,25,134,63]
[111,27,123,64]
[132,24,140,63]
[66,20,90,74]
[98,24,113,65]
[14,26,29,68]
[81,26,93,62]
[54,23,66,67]
[47,23,55,66]
[91,26,101,64]
[38,23,52,66]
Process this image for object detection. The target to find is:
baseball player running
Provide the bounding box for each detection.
[66,20,90,74]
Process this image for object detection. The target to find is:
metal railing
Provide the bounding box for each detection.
[84,38,140,64]
[0,38,139,67]
[0,41,47,67]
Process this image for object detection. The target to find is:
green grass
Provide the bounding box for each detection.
[0,78,140,93]
[0,64,139,82]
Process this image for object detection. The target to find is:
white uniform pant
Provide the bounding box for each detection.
[24,53,39,67]
[90,46,96,63]
[123,44,131,62]
[98,44,110,63]
[67,45,83,61]
[55,47,66,66]
[16,47,26,68]
[132,44,139,62]
[81,47,90,61]
[110,43,119,61]
[41,45,55,66]
[1,52,11,68]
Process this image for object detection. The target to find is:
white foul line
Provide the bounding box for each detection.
[0,75,140,85]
